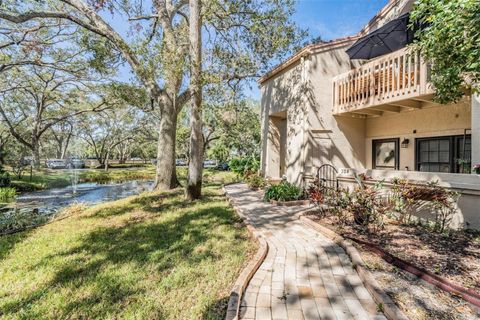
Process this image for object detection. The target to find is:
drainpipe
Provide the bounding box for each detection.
[300,53,310,187]
[472,94,480,170]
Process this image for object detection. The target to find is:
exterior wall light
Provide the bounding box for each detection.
[401,138,410,148]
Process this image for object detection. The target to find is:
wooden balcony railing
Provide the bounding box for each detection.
[333,47,433,115]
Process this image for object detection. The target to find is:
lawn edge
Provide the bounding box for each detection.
[223,184,269,320]
[299,214,409,320]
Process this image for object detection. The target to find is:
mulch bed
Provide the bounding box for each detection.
[305,210,480,319]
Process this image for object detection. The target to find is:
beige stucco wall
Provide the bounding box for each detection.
[265,116,283,178]
[260,59,308,184]
[261,42,371,185]
[304,45,366,181]
[365,98,472,171]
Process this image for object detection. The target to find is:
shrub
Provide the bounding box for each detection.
[308,179,386,229]
[228,155,260,177]
[0,208,48,234]
[307,181,325,206]
[0,187,16,203]
[390,178,459,232]
[348,187,386,227]
[264,181,304,202]
[473,163,480,174]
[247,175,266,190]
[328,188,352,226]
[0,171,11,187]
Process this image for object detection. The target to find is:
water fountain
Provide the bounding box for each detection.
[69,163,80,195]
[68,138,82,195]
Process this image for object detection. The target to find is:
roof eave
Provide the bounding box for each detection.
[258,36,359,85]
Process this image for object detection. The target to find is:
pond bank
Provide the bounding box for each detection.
[9,166,156,192]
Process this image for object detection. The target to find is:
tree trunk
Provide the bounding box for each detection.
[0,144,5,165]
[56,138,63,159]
[32,140,41,169]
[155,100,180,190]
[104,151,109,171]
[61,130,72,159]
[186,0,203,200]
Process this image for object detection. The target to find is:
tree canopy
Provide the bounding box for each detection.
[410,0,480,103]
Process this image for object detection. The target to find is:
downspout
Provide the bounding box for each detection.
[300,54,308,187]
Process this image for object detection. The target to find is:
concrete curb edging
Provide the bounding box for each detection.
[223,186,269,320]
[269,199,311,207]
[299,215,409,320]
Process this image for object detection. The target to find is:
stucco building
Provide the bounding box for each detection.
[259,0,480,228]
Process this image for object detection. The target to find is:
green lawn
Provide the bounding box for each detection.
[10,169,72,191]
[0,172,253,319]
[80,166,157,184]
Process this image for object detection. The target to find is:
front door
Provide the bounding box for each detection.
[372,138,400,170]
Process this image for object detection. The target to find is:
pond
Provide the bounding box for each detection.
[1,180,154,234]
[16,180,155,214]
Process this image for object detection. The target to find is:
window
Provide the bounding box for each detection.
[415,135,471,173]
[373,138,399,170]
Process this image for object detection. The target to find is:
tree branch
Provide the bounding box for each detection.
[0,11,108,39]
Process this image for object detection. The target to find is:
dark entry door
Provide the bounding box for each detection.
[372,138,400,170]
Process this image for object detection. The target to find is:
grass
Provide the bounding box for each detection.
[0,188,16,203]
[0,171,253,319]
[80,166,156,183]
[10,170,72,192]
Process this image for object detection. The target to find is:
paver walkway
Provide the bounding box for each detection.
[225,184,386,320]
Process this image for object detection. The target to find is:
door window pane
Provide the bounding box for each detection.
[373,139,398,169]
[456,136,472,173]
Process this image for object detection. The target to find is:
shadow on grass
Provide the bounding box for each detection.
[201,296,230,320]
[0,230,31,262]
[85,188,227,219]
[1,197,243,319]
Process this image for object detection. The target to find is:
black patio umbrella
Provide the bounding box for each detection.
[346,13,414,60]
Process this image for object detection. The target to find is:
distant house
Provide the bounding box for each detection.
[259,0,480,228]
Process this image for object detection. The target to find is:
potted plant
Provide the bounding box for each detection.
[473,164,480,174]
[456,158,470,173]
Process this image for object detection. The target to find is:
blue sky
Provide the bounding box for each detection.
[293,0,388,41]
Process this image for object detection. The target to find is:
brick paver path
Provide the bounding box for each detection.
[225,184,386,320]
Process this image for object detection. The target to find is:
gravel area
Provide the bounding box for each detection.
[305,211,480,319]
[359,246,479,320]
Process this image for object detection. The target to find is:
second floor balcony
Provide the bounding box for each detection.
[333,47,435,116]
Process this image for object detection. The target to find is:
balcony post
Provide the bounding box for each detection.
[419,58,428,94]
[472,93,480,171]
[369,64,375,105]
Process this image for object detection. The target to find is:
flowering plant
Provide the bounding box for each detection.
[473,164,480,174]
